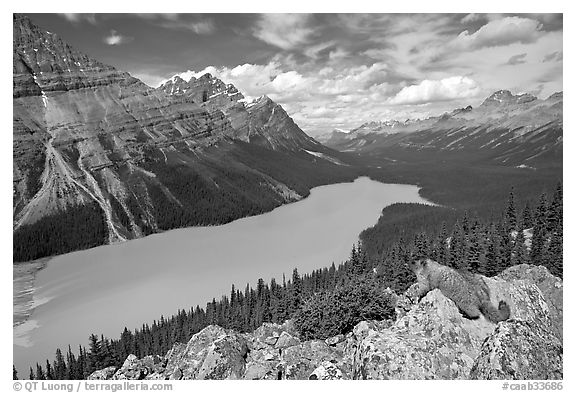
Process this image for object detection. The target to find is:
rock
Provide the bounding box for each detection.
[325,334,345,346]
[275,331,300,349]
[498,264,563,340]
[113,354,165,380]
[309,361,344,380]
[470,320,563,380]
[353,289,482,379]
[352,265,562,380]
[264,336,279,345]
[281,340,351,380]
[87,366,116,380]
[162,325,248,380]
[250,322,293,350]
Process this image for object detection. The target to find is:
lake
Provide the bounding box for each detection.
[13,177,433,372]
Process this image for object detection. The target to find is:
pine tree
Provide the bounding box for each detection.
[289,268,302,315]
[522,201,533,229]
[54,348,67,379]
[512,226,528,265]
[87,334,102,373]
[13,365,18,380]
[36,363,45,380]
[531,193,548,265]
[435,222,449,265]
[547,183,562,233]
[485,224,501,277]
[29,367,34,380]
[45,360,54,380]
[506,188,517,233]
[545,231,563,278]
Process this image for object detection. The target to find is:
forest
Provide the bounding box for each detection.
[13,202,108,262]
[16,183,562,380]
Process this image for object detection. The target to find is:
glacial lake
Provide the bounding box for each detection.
[13,177,433,372]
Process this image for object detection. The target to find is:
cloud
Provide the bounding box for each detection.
[58,13,97,25]
[253,14,313,50]
[389,76,480,105]
[103,30,133,46]
[453,16,543,50]
[543,51,563,62]
[135,14,216,34]
[303,41,335,59]
[461,13,484,24]
[506,53,527,65]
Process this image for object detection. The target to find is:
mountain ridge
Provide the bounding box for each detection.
[322,89,562,168]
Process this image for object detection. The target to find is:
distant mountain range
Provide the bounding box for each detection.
[12,14,350,261]
[322,89,562,168]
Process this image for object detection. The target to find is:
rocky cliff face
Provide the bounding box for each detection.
[323,90,563,168]
[12,15,347,262]
[89,264,563,380]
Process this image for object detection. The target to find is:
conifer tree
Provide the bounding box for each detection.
[45,360,54,380]
[13,365,18,380]
[512,226,528,265]
[35,364,46,380]
[54,348,67,379]
[522,201,533,229]
[531,193,548,265]
[29,367,34,380]
[547,183,562,233]
[506,188,517,233]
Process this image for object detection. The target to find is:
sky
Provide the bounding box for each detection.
[23,13,563,136]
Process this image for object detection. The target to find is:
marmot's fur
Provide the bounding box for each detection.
[408,258,510,323]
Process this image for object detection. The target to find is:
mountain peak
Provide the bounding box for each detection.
[482,90,537,107]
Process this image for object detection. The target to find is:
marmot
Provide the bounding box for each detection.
[408,258,510,323]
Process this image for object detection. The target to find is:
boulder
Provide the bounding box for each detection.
[87,366,116,380]
[470,319,563,380]
[498,264,563,340]
[275,331,300,349]
[281,340,351,380]
[309,361,344,380]
[113,354,165,380]
[161,325,248,380]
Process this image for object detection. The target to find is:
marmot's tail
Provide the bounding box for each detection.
[480,300,511,323]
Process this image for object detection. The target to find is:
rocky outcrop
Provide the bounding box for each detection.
[470,320,563,380]
[91,264,562,380]
[87,366,116,380]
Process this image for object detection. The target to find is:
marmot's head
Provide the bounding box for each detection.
[408,258,430,272]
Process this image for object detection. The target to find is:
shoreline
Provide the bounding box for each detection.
[13,258,49,328]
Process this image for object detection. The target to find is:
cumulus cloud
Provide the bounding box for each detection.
[253,14,313,50]
[389,76,481,105]
[59,13,97,25]
[103,30,133,46]
[453,16,543,50]
[506,53,527,65]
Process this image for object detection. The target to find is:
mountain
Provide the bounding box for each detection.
[12,15,354,262]
[324,90,563,168]
[158,73,326,152]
